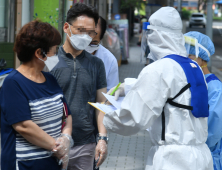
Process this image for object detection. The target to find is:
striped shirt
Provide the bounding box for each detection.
[16,94,63,160]
[0,70,71,170]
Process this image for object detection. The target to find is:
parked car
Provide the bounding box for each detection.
[189,13,206,28]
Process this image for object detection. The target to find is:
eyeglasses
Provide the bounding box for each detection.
[69,23,97,38]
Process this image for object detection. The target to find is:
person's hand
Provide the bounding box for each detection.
[53,136,69,159]
[53,134,74,159]
[107,83,125,100]
[58,154,69,170]
[95,139,108,169]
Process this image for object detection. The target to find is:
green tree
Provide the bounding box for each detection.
[120,0,147,12]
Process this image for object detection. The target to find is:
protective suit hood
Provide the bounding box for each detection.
[147,7,187,61]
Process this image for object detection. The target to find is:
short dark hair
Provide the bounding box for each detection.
[99,16,107,40]
[14,20,61,63]
[66,3,99,25]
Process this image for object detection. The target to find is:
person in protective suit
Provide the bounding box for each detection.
[185,31,222,170]
[102,7,213,170]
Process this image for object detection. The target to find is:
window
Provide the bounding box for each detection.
[192,14,204,18]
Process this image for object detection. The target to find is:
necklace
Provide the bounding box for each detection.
[201,64,208,68]
[21,68,33,78]
[18,66,45,83]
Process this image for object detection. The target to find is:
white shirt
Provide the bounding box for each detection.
[95,45,119,91]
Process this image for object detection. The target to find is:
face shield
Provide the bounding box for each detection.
[184,35,210,59]
[141,22,151,63]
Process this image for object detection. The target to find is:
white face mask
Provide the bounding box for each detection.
[39,55,59,72]
[85,44,100,54]
[67,24,92,51]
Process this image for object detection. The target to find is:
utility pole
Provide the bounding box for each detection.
[206,0,213,40]
[58,0,65,39]
[206,0,213,71]
[177,0,182,16]
[108,0,112,20]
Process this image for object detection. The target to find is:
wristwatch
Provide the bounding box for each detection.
[98,136,109,144]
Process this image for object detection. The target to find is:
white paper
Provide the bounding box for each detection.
[99,104,117,113]
[102,92,124,109]
[90,103,117,113]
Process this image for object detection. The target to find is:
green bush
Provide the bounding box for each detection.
[213,16,222,21]
[181,8,192,20]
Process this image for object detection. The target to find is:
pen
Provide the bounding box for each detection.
[104,82,121,105]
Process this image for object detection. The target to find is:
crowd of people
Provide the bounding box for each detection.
[0,2,222,170]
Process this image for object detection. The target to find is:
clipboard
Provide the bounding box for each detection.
[88,102,106,114]
[88,102,117,114]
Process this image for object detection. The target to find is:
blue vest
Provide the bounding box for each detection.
[206,74,221,84]
[164,55,209,118]
[0,68,13,76]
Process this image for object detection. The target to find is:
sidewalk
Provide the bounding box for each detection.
[100,36,152,170]
[100,131,151,170]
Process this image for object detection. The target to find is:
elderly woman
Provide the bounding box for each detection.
[0,20,73,170]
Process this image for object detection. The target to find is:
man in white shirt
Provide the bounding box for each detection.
[85,16,119,91]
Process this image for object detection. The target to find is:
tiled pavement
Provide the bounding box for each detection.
[100,131,151,170]
[100,36,152,170]
[118,46,145,83]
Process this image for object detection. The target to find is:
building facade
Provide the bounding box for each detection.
[174,0,198,9]
[0,0,110,69]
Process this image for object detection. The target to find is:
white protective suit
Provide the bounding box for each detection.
[103,7,213,170]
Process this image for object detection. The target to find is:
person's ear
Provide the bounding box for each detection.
[64,22,70,34]
[35,48,44,60]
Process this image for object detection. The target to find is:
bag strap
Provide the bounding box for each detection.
[161,83,192,141]
[169,83,192,101]
[161,111,165,141]
[63,102,68,119]
[167,100,193,111]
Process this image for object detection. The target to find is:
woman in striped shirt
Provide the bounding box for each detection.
[0,20,73,170]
